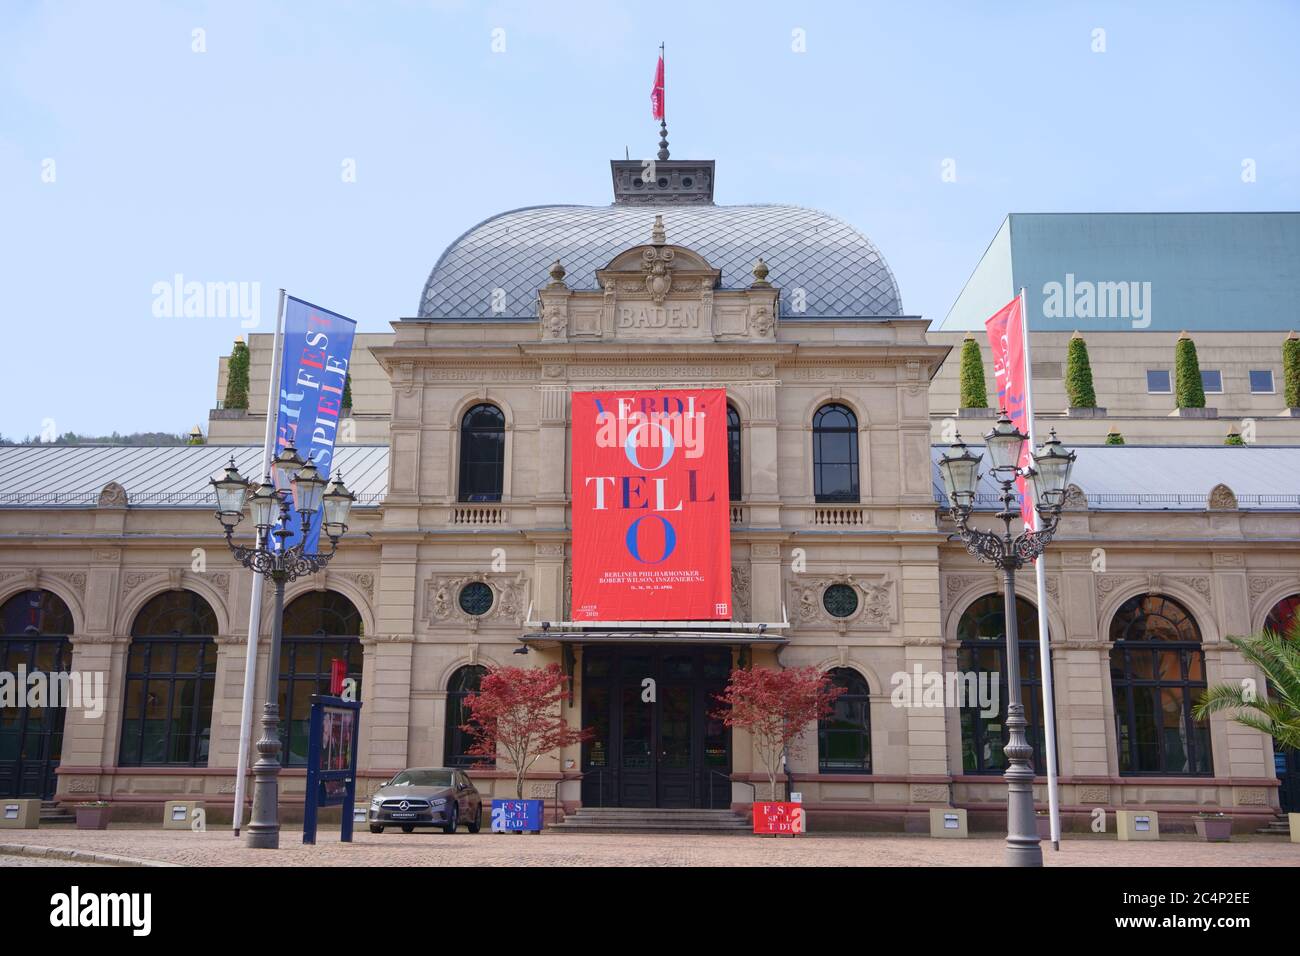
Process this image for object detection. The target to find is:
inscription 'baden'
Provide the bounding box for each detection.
[618,304,699,330]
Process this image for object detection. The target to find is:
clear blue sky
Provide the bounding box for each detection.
[2,0,1296,438]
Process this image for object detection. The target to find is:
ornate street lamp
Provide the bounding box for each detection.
[211,455,353,849]
[938,412,1076,868]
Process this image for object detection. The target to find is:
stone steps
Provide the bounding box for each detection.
[40,800,75,823]
[552,807,750,834]
[1254,815,1292,836]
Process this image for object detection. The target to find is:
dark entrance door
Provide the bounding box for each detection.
[0,635,72,799]
[580,645,732,809]
[1277,747,1300,814]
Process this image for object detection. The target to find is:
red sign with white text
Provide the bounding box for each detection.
[570,389,731,621]
[752,802,805,835]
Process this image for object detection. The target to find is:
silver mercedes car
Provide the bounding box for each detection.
[367,767,483,834]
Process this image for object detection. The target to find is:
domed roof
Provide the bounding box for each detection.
[417,204,903,320]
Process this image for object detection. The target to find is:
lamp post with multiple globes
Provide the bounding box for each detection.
[937,412,1076,867]
[210,444,355,849]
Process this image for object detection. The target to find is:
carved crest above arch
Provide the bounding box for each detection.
[98,481,128,508]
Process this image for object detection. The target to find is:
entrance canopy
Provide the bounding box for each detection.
[520,629,787,650]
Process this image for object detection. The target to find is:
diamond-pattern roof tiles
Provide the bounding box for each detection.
[417,204,903,320]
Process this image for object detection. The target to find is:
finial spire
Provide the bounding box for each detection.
[651,215,666,245]
[657,120,670,161]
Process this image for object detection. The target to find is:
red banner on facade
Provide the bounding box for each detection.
[570,389,731,621]
[984,295,1034,528]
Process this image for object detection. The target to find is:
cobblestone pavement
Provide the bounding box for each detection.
[3,827,1296,867]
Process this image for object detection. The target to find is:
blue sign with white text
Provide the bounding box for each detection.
[490,799,543,833]
[274,296,356,554]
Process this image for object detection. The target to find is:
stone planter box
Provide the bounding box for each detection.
[1174,406,1218,419]
[1067,406,1108,418]
[1286,408,1300,418]
[1194,816,1232,842]
[208,408,247,420]
[75,806,112,830]
[957,408,997,418]
[1035,814,1053,840]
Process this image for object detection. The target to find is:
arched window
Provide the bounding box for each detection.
[1109,594,1212,776]
[119,590,217,767]
[1265,595,1299,635]
[444,665,489,767]
[818,668,871,773]
[280,591,363,766]
[957,595,1053,775]
[1263,595,1299,812]
[813,403,859,503]
[1,590,73,798]
[458,403,505,502]
[727,404,742,502]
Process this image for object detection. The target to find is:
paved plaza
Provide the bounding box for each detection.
[2,827,1295,867]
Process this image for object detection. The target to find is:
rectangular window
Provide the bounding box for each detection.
[1145,370,1171,393]
[1201,370,1223,393]
[1249,369,1275,393]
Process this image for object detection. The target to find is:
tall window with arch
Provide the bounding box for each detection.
[444,664,491,767]
[818,668,872,773]
[1264,594,1299,812]
[279,591,364,766]
[1,589,74,797]
[1109,594,1212,776]
[726,403,742,502]
[812,403,859,503]
[458,403,505,502]
[957,594,1054,774]
[119,590,217,767]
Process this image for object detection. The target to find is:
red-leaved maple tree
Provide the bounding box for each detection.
[461,663,592,799]
[714,666,845,800]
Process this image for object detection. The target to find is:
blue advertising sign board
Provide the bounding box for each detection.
[490,799,543,833]
[302,695,362,845]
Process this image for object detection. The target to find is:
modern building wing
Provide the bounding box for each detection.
[939,212,1300,333]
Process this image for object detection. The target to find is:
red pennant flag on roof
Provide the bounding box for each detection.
[651,52,665,120]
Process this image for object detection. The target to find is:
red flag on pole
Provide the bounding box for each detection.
[984,296,1035,528]
[651,52,665,120]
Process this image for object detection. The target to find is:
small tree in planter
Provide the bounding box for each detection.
[341,372,353,412]
[1105,427,1125,446]
[224,337,250,410]
[1225,426,1246,446]
[713,666,844,801]
[1284,331,1300,410]
[1175,331,1206,410]
[461,663,592,801]
[75,801,112,830]
[1065,331,1097,409]
[958,334,989,410]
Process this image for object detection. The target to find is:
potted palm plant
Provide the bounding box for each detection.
[75,801,112,830]
[1193,617,1300,840]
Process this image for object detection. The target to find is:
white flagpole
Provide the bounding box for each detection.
[1017,286,1062,850]
[232,288,286,836]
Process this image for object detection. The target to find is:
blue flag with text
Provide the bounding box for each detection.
[274,296,357,554]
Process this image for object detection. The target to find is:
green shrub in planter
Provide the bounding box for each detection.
[1175,331,1205,409]
[1225,427,1245,446]
[1065,331,1097,408]
[959,334,988,409]
[1105,428,1125,446]
[342,372,353,411]
[225,337,250,411]
[1284,331,1300,408]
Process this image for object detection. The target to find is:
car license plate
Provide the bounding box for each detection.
[391,812,416,819]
